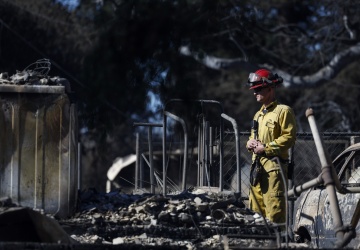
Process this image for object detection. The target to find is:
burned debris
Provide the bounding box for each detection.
[0,58,71,92]
[58,188,304,249]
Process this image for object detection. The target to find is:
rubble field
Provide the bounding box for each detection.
[0,187,313,249]
[55,187,310,249]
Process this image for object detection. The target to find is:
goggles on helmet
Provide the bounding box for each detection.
[247,71,283,89]
[248,73,272,85]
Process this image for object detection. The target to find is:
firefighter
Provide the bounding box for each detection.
[246,68,296,225]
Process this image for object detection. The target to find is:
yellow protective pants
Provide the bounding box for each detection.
[249,169,287,224]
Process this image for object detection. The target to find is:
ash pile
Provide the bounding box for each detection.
[59,188,306,249]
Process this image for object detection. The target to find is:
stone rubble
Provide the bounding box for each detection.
[57,188,311,249]
[0,171,311,249]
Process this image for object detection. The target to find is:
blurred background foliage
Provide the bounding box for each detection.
[1,0,360,190]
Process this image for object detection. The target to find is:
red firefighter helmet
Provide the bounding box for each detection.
[247,69,283,89]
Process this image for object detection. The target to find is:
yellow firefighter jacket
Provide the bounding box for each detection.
[249,100,297,172]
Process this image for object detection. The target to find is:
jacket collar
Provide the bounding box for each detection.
[260,100,278,114]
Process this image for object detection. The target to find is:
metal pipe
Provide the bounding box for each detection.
[148,127,155,193]
[77,142,81,191]
[197,124,201,186]
[162,116,167,195]
[221,113,241,193]
[140,154,144,189]
[133,122,163,128]
[163,111,188,191]
[204,121,210,186]
[305,113,345,194]
[287,147,294,236]
[135,133,140,191]
[209,126,213,186]
[306,108,344,242]
[219,111,224,192]
[106,180,111,193]
[287,175,323,197]
[202,115,206,186]
[345,187,360,193]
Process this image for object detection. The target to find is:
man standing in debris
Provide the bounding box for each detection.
[245,68,296,225]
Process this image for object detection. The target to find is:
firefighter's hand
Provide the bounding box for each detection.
[253,142,265,155]
[246,139,258,150]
